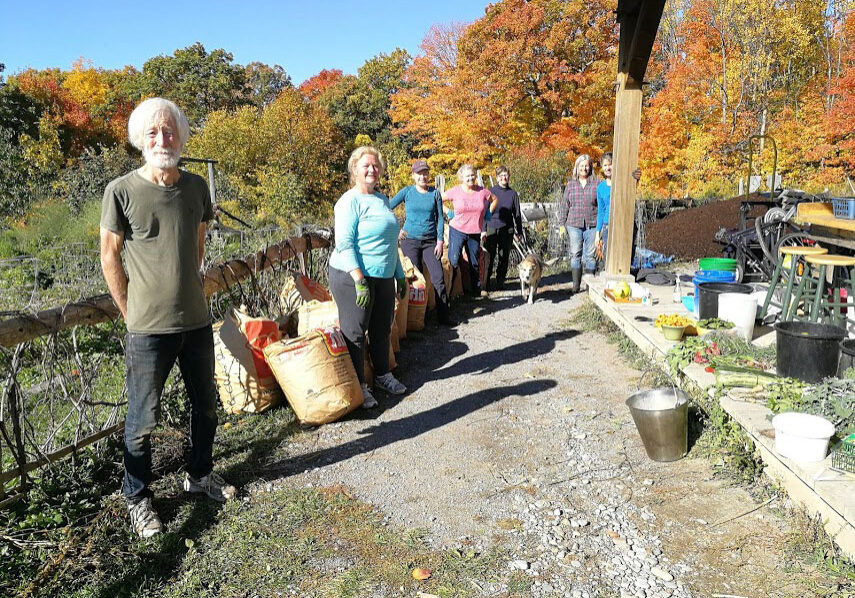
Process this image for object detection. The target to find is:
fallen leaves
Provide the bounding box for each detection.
[412,567,432,580]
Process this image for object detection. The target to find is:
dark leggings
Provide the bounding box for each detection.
[328,266,395,383]
[399,237,449,317]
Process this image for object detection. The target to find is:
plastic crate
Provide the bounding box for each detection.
[831,433,855,474]
[832,197,855,220]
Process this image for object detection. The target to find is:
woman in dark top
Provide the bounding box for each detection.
[390,160,453,325]
[486,165,523,291]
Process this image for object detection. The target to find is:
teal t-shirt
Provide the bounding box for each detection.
[329,188,405,279]
[100,169,213,334]
[389,185,444,241]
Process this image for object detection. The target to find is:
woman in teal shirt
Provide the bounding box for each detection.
[390,160,453,325]
[329,146,408,408]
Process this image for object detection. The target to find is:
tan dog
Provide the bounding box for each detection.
[518,254,543,304]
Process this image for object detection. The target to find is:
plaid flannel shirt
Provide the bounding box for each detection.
[558,176,600,229]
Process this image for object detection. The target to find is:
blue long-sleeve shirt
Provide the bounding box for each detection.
[596,180,611,232]
[329,188,405,279]
[389,185,444,241]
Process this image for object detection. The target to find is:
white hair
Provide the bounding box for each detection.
[127,98,190,151]
[572,154,592,181]
[456,164,475,179]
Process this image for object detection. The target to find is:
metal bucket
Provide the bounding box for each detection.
[626,388,689,462]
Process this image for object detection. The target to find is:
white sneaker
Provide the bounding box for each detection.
[375,372,407,395]
[361,383,378,408]
[183,471,236,503]
[128,497,162,538]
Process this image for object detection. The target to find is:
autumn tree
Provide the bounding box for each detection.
[187,87,347,224]
[392,0,618,170]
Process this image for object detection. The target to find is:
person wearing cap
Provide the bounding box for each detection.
[485,165,523,291]
[390,160,453,325]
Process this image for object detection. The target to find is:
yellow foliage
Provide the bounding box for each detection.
[62,58,110,108]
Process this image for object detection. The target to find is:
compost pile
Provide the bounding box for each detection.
[645,196,766,260]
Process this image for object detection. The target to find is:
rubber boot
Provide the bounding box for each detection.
[571,268,582,293]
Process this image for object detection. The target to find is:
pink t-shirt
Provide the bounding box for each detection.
[446,185,492,234]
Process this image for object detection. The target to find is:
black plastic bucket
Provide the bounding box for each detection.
[697,282,753,319]
[776,322,846,382]
[838,339,855,376]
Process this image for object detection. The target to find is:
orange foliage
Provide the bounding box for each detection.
[298,69,344,100]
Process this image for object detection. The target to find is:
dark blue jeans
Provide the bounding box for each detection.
[448,226,482,294]
[123,324,218,501]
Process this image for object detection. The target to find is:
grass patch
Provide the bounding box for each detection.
[2,402,524,598]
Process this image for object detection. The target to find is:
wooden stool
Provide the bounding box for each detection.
[791,254,855,326]
[759,245,827,322]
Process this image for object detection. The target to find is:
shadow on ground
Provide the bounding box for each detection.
[265,378,558,480]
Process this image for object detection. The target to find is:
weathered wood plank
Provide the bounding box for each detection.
[605,72,643,275]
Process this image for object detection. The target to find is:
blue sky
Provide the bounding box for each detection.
[1,0,488,85]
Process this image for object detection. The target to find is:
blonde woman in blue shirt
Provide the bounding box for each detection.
[329,146,408,408]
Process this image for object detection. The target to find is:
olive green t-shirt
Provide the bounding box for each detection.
[101,169,214,334]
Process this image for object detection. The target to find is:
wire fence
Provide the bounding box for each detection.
[0,227,332,507]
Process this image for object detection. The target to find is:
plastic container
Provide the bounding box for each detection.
[626,388,689,462]
[772,412,835,463]
[692,270,737,316]
[697,282,752,319]
[718,293,758,342]
[699,257,737,272]
[662,324,686,341]
[832,197,855,220]
[839,339,855,376]
[775,321,846,382]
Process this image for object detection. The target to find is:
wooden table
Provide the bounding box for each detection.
[795,202,855,250]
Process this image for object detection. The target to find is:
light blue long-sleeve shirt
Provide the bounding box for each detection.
[329,188,405,279]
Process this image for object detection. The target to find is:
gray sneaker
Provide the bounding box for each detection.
[128,497,162,538]
[183,471,236,503]
[361,383,378,408]
[375,372,406,395]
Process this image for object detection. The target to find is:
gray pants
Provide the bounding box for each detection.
[328,266,395,383]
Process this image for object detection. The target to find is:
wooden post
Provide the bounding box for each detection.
[605,71,643,275]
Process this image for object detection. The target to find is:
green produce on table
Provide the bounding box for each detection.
[697,318,734,330]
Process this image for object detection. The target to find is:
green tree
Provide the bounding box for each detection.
[317,49,411,142]
[133,43,250,126]
[244,62,292,106]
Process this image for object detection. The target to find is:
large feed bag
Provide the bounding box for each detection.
[213,307,283,414]
[263,326,362,425]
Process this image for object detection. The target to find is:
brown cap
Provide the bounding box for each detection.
[411,160,429,174]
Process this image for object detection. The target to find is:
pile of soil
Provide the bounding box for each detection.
[645,196,767,260]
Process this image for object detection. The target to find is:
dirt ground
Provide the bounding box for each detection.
[646,195,769,260]
[255,274,836,597]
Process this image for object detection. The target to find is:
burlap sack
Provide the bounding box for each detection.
[390,318,401,353]
[279,272,331,316]
[395,282,409,340]
[297,299,340,336]
[423,265,436,311]
[406,265,427,332]
[213,307,283,414]
[263,326,362,425]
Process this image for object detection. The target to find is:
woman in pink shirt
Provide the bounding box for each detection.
[442,164,499,297]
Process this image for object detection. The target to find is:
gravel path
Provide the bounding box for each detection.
[256,274,829,597]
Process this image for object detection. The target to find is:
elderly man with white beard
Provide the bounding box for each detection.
[100,97,235,539]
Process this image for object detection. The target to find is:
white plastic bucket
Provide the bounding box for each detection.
[718,293,757,342]
[772,412,835,463]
